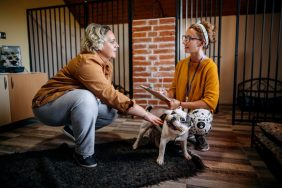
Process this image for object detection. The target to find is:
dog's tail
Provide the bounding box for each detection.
[145,105,153,112]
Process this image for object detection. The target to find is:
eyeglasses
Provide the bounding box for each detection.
[182,35,201,42]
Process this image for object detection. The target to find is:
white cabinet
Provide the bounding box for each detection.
[0,74,11,126]
[0,72,48,126]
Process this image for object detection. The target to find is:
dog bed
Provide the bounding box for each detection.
[252,121,282,179]
[237,78,282,112]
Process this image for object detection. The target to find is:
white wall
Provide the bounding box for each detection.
[220,16,237,104]
[237,14,282,83]
[0,0,64,71]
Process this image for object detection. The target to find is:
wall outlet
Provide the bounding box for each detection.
[0,32,6,39]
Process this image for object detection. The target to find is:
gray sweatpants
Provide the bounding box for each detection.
[33,89,117,156]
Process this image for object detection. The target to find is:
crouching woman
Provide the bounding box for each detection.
[32,23,162,168]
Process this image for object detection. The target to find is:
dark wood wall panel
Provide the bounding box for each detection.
[64,0,282,23]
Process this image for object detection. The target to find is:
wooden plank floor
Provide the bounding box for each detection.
[0,105,280,187]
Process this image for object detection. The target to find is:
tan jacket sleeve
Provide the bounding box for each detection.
[74,55,133,113]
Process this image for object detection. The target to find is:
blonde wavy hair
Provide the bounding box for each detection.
[80,23,111,53]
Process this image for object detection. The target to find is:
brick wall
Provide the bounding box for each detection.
[132,17,175,108]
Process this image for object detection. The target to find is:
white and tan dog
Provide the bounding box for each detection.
[133,106,192,165]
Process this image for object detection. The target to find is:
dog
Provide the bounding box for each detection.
[133,106,192,165]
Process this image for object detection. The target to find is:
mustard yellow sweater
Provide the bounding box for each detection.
[169,57,219,112]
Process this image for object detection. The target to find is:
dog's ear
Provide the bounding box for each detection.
[160,113,167,121]
[145,105,153,112]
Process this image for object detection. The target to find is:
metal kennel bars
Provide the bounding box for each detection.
[26,0,133,97]
[232,0,282,124]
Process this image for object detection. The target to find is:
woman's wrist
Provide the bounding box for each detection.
[143,111,149,119]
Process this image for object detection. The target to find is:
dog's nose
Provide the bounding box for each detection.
[197,122,205,129]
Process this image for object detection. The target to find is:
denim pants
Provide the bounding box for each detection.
[33,89,117,156]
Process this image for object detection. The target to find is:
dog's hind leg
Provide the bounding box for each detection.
[132,122,152,149]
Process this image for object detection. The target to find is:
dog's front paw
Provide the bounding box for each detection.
[184,154,192,160]
[156,157,164,165]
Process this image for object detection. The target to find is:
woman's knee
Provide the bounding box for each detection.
[108,109,118,123]
[72,90,97,108]
[95,108,118,129]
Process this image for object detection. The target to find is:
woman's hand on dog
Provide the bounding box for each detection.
[126,104,163,126]
[144,112,163,126]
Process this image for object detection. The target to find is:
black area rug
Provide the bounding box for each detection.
[0,139,206,188]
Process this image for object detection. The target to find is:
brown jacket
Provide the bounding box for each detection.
[32,53,134,113]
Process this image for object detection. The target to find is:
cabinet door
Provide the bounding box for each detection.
[8,73,48,122]
[0,74,11,126]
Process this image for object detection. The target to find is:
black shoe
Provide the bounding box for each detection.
[195,135,210,151]
[63,126,75,141]
[187,135,197,144]
[73,152,97,168]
